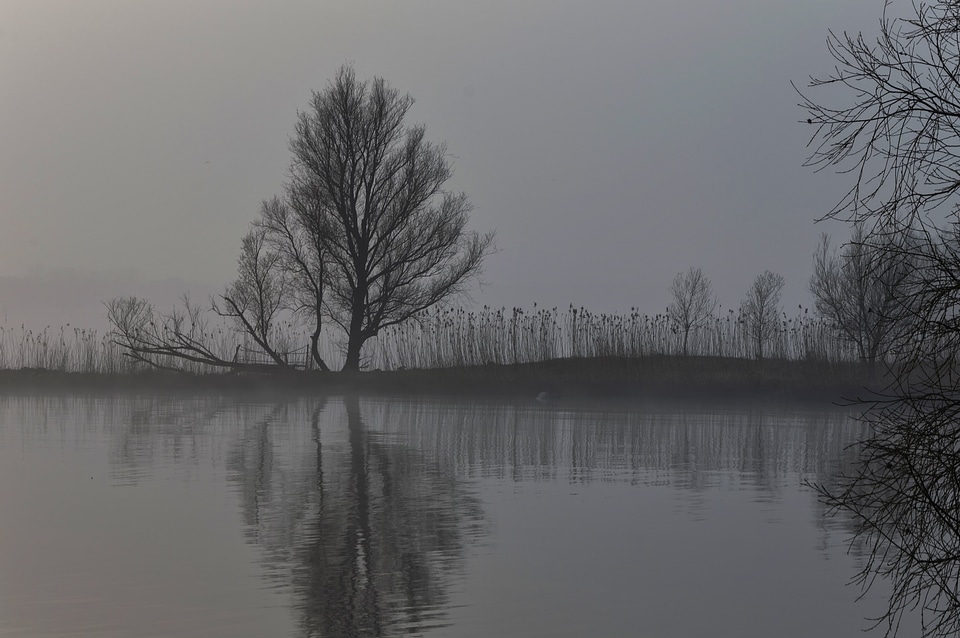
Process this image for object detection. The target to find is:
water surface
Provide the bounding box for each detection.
[0,394,907,637]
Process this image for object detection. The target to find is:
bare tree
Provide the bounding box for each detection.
[740,271,784,359]
[108,66,491,374]
[667,267,717,356]
[108,224,308,372]
[810,225,915,369]
[255,197,331,371]
[799,3,960,635]
[798,2,960,231]
[287,65,495,371]
[212,225,290,367]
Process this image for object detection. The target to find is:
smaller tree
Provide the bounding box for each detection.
[254,197,331,371]
[740,271,785,359]
[809,225,914,368]
[108,221,314,372]
[667,267,717,356]
[212,225,290,367]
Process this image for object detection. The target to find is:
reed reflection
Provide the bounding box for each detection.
[364,399,874,566]
[363,400,867,494]
[0,395,866,495]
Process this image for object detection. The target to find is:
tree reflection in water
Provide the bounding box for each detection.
[227,396,486,637]
[0,395,874,637]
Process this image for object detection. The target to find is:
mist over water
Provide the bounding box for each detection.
[0,395,911,637]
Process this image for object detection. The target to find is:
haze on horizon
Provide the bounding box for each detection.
[0,0,882,329]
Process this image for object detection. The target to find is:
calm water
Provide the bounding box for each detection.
[0,394,915,637]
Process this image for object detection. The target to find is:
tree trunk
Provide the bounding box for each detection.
[342,287,367,372]
[343,336,363,371]
[308,287,331,371]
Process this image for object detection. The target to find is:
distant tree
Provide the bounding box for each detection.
[288,65,495,371]
[667,267,717,356]
[809,225,914,368]
[740,271,785,359]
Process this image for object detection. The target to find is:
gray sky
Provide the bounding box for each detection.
[0,0,883,328]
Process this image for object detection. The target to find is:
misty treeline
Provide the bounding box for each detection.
[0,227,911,373]
[797,2,960,636]
[377,225,919,370]
[106,65,494,373]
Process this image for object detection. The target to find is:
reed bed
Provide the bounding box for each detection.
[0,326,129,374]
[0,324,345,374]
[0,306,861,374]
[371,306,860,371]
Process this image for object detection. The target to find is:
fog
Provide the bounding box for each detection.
[0,1,885,329]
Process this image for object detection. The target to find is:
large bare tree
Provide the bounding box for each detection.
[109,66,491,373]
[799,2,960,635]
[287,65,495,371]
[667,267,717,356]
[739,270,784,360]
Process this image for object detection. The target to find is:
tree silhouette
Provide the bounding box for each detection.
[108,66,493,373]
[740,271,784,360]
[667,267,717,356]
[809,225,915,370]
[800,2,960,635]
[287,66,495,371]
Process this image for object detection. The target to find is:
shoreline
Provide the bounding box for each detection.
[0,356,884,405]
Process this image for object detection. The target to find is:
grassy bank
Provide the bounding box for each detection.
[0,355,883,403]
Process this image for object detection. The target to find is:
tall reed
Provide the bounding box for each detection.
[0,323,345,374]
[0,305,860,374]
[370,306,859,370]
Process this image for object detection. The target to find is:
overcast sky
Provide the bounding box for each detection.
[0,0,885,328]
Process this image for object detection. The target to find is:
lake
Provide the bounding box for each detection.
[0,393,913,637]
